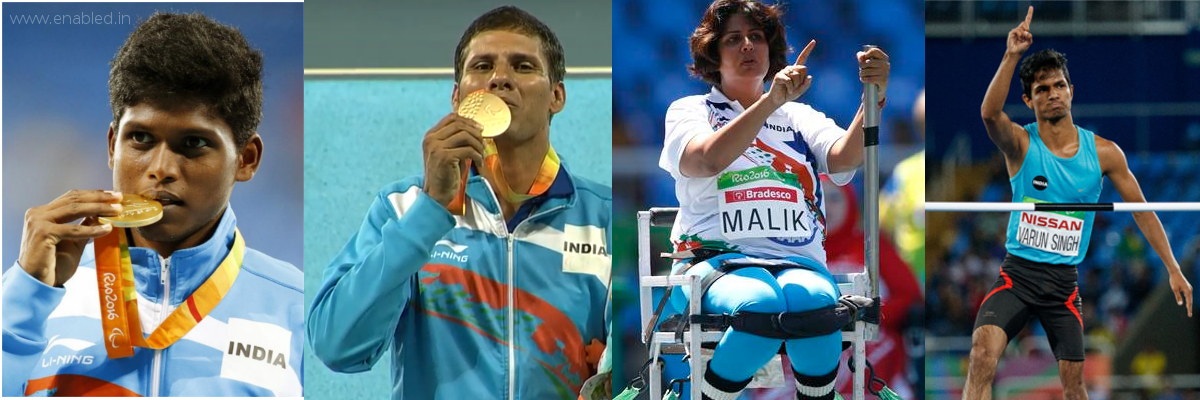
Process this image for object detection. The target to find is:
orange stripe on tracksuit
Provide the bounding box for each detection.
[25,374,140,397]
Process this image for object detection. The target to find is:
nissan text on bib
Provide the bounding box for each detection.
[718,166,810,240]
[1016,197,1084,256]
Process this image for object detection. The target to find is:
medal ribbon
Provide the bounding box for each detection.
[94,227,245,359]
[481,139,560,204]
[448,140,560,214]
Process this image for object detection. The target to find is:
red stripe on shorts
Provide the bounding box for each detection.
[1066,287,1082,328]
[981,267,1013,305]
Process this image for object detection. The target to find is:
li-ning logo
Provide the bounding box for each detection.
[226,341,287,369]
[1033,176,1049,191]
[41,354,95,367]
[563,241,608,256]
[41,336,96,367]
[431,240,469,263]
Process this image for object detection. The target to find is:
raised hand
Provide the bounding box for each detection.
[765,39,817,107]
[1008,6,1034,56]
[857,46,890,99]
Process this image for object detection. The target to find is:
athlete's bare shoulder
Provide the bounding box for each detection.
[1093,134,1127,175]
[1002,121,1031,174]
[1094,134,1120,158]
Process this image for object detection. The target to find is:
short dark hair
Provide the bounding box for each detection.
[454,6,565,85]
[109,12,264,147]
[1019,49,1072,98]
[688,0,789,86]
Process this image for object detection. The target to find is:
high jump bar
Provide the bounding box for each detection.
[927,202,1200,212]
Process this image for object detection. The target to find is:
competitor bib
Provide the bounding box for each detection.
[717,166,810,240]
[94,227,245,358]
[1014,198,1084,256]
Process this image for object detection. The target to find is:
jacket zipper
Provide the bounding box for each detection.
[151,256,169,396]
[506,235,515,400]
[482,174,567,400]
[506,204,566,400]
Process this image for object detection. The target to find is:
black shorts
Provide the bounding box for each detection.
[974,253,1084,361]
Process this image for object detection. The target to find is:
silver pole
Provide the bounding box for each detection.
[862,45,881,300]
[637,211,653,343]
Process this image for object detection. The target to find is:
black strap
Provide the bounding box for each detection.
[684,295,874,339]
[658,255,825,344]
[649,254,871,343]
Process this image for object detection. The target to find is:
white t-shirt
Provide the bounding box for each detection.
[659,87,856,261]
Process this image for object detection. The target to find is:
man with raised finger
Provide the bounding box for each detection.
[2,12,303,397]
[966,6,1193,400]
[305,6,612,399]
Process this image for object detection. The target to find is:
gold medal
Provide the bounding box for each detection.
[99,194,163,228]
[456,90,511,138]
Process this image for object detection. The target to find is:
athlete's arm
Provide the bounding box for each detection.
[3,190,125,396]
[306,185,456,372]
[827,47,890,173]
[677,40,817,178]
[1098,137,1193,317]
[2,265,68,396]
[982,6,1034,167]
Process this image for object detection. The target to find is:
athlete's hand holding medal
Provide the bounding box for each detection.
[422,90,511,214]
[18,191,161,287]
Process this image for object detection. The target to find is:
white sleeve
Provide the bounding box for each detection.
[659,97,713,179]
[790,103,856,186]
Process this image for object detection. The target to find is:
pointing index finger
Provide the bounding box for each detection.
[1023,6,1033,29]
[795,39,816,65]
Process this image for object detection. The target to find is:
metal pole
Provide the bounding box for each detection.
[637,211,653,343]
[862,45,881,301]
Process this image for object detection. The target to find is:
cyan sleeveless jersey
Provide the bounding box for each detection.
[1005,123,1103,265]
